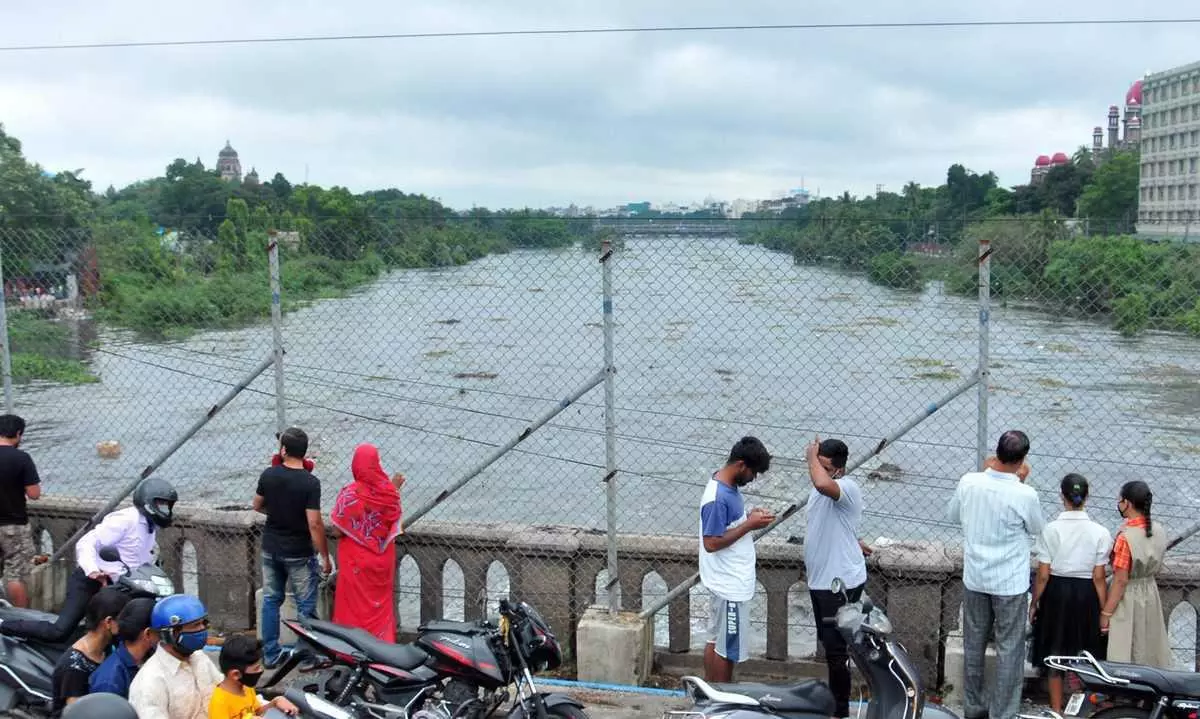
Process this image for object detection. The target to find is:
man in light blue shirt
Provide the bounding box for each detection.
[948,430,1044,719]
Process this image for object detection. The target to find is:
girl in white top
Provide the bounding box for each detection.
[1029,474,1113,713]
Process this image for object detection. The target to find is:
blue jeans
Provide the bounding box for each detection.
[261,552,321,663]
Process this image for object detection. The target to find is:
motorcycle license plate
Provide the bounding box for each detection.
[1064,693,1085,716]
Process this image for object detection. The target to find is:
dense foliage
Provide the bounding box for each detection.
[740,150,1196,336]
[1,124,589,346]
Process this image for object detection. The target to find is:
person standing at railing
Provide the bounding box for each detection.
[947,430,1045,719]
[253,427,331,668]
[1100,480,1171,668]
[803,437,871,719]
[699,436,774,682]
[1029,474,1112,714]
[330,443,404,642]
[0,414,41,609]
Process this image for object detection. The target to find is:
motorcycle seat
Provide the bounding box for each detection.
[303,619,429,670]
[710,680,837,715]
[0,607,60,624]
[419,619,490,635]
[1097,660,1200,695]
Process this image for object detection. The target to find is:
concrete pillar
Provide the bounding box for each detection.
[575,606,652,686]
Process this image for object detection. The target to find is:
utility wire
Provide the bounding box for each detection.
[1,17,1198,53]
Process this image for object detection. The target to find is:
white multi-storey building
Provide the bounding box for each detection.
[1137,60,1200,240]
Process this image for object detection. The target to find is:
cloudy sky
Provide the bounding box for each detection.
[0,1,1196,209]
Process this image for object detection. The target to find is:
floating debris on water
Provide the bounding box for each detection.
[453,372,499,380]
[433,319,461,326]
[1036,377,1067,388]
[423,350,453,359]
[715,369,735,377]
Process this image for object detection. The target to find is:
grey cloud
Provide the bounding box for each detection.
[0,0,1196,207]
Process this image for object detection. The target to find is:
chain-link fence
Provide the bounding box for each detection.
[2,214,1199,683]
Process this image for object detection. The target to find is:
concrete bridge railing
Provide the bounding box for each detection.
[26,498,1200,686]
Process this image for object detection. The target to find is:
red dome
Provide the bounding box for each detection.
[1035,155,1051,167]
[1126,79,1143,106]
[1051,152,1069,165]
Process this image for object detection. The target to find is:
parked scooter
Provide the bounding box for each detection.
[264,688,358,719]
[1041,650,1200,718]
[668,577,962,719]
[0,546,175,717]
[262,599,587,719]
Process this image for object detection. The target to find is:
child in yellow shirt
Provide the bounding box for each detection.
[209,635,298,719]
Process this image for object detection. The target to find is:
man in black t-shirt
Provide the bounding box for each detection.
[0,414,42,608]
[253,426,330,666]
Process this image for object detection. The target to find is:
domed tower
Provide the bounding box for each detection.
[1107,105,1120,152]
[1031,154,1052,185]
[217,140,242,182]
[1126,114,1142,146]
[1093,126,1104,156]
[1123,79,1143,146]
[245,166,260,186]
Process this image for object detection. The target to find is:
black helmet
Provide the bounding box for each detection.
[63,692,138,719]
[133,477,178,529]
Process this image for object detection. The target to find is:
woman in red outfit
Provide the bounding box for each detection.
[331,444,404,642]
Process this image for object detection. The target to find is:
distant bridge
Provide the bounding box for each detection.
[592,219,749,237]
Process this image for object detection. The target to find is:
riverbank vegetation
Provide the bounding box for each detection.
[1,124,592,345]
[742,148,1200,337]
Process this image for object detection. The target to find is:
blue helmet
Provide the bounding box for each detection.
[151,594,207,631]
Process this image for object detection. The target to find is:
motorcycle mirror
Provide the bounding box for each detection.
[98,547,121,563]
[830,578,844,595]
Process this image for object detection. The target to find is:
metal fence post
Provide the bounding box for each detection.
[601,237,620,615]
[0,243,13,413]
[268,236,287,432]
[977,238,992,468]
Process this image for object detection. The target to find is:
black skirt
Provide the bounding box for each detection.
[1031,575,1106,672]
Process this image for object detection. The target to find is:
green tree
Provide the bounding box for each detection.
[1077,150,1140,232]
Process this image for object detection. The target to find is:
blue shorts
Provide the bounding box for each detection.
[705,592,749,663]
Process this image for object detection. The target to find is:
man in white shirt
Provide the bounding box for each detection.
[1,478,176,643]
[804,437,871,719]
[699,436,774,682]
[129,594,222,719]
[947,430,1045,719]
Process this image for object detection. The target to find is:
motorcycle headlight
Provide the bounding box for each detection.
[129,578,156,594]
[151,576,174,596]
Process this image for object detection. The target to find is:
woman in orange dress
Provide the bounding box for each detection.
[331,444,404,642]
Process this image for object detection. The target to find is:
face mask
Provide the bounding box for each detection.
[240,671,264,688]
[174,629,209,656]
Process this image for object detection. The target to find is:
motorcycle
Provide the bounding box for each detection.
[262,598,587,719]
[0,546,175,717]
[1042,650,1200,718]
[666,577,962,719]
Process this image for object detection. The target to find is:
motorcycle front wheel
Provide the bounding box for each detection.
[544,707,589,719]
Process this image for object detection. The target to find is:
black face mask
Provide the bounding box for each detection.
[240,671,263,688]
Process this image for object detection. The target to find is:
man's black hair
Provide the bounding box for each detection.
[116,598,156,643]
[219,633,264,675]
[278,426,309,459]
[995,430,1030,465]
[0,414,25,439]
[727,436,771,475]
[818,439,850,470]
[85,588,131,631]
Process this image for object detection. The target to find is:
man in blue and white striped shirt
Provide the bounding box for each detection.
[948,430,1044,719]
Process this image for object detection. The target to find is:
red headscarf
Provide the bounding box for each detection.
[331,444,403,554]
